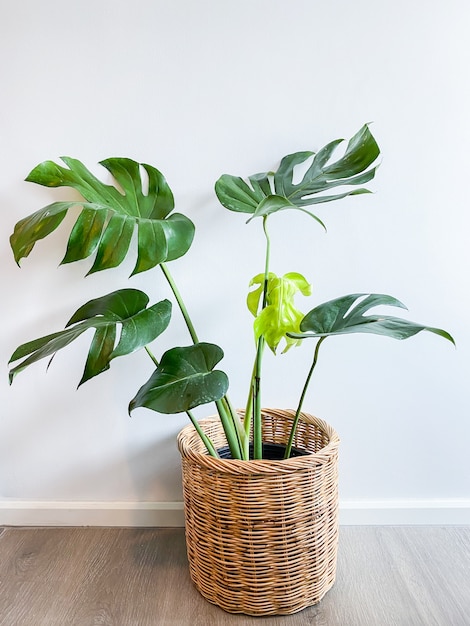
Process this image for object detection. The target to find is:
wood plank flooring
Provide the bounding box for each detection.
[0,526,469,625]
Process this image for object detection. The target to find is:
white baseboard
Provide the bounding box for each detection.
[339,499,470,525]
[1,499,469,527]
[0,501,186,527]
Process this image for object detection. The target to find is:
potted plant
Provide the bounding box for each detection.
[8,125,454,615]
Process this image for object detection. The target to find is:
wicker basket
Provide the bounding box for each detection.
[177,408,340,616]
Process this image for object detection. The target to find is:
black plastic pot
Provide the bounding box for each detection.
[217,442,309,460]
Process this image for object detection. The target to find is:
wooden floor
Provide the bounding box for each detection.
[0,526,468,625]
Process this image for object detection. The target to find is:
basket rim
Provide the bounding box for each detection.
[177,408,340,475]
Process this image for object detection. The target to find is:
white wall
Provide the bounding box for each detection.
[1,0,469,525]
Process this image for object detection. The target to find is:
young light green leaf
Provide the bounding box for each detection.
[11,157,195,274]
[248,272,312,353]
[8,289,172,385]
[247,272,274,317]
[288,293,455,344]
[129,343,229,414]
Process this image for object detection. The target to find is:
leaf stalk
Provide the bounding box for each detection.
[284,336,325,458]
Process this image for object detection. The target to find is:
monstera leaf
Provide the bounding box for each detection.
[10,157,195,275]
[215,124,379,226]
[8,289,172,385]
[288,293,455,343]
[129,343,229,414]
[248,272,312,353]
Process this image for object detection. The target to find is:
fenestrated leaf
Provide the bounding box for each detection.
[62,207,108,264]
[88,212,135,274]
[129,343,229,414]
[215,175,260,214]
[8,289,172,385]
[215,124,380,227]
[10,201,79,265]
[66,289,150,323]
[246,194,327,230]
[11,157,195,275]
[81,324,116,386]
[160,213,196,262]
[9,320,99,383]
[288,293,455,344]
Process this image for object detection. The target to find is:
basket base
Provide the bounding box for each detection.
[196,578,336,616]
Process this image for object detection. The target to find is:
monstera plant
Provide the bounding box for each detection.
[8,125,454,460]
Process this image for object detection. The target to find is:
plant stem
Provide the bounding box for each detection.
[252,337,265,459]
[160,261,244,453]
[223,395,249,459]
[252,216,271,459]
[160,262,199,344]
[284,337,326,459]
[216,399,242,459]
[243,364,255,436]
[187,410,220,458]
[144,345,159,367]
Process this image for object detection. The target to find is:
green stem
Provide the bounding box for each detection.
[187,410,219,458]
[160,262,199,344]
[142,348,219,458]
[252,216,271,460]
[243,363,255,437]
[216,399,242,459]
[252,336,265,459]
[284,337,326,459]
[160,261,240,454]
[223,396,249,459]
[144,345,159,367]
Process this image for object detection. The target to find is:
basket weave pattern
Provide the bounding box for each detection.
[177,408,340,616]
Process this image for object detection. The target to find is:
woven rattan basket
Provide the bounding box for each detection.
[177,408,340,616]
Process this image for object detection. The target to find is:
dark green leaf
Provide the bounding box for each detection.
[80,325,116,385]
[247,194,295,220]
[214,175,260,214]
[215,125,380,227]
[129,343,229,414]
[322,124,379,178]
[88,213,135,274]
[9,321,97,382]
[288,293,455,344]
[12,157,194,273]
[67,289,151,324]
[62,207,108,264]
[9,289,172,384]
[10,202,75,265]
[159,213,196,262]
[133,218,168,275]
[111,301,173,359]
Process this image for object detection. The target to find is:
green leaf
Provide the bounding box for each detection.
[9,289,172,385]
[11,157,195,274]
[248,272,312,353]
[215,124,380,226]
[88,212,135,274]
[62,207,108,264]
[10,202,75,265]
[288,293,455,344]
[247,194,296,221]
[246,194,327,230]
[129,343,229,414]
[81,324,116,386]
[246,272,274,317]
